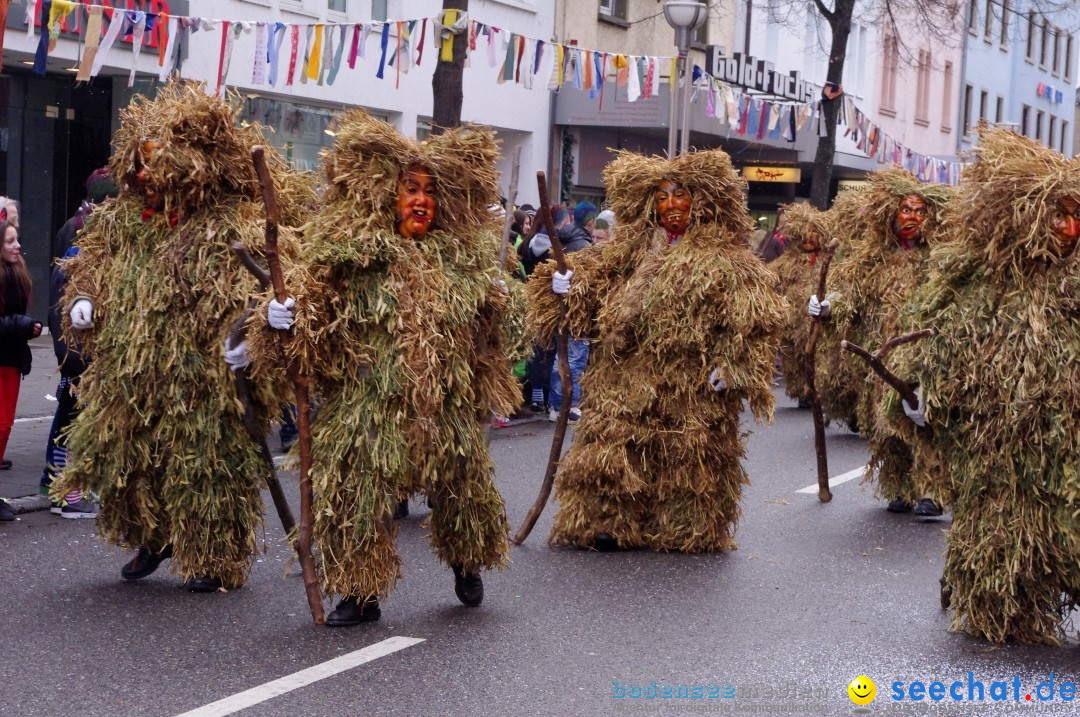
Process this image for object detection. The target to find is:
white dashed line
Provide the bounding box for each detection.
[174,636,425,717]
[796,466,867,494]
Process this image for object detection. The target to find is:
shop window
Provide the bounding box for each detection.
[1026,11,1037,61]
[1000,0,1010,46]
[599,0,629,22]
[941,61,953,130]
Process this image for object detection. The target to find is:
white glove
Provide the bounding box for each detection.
[552,269,573,295]
[223,338,250,372]
[268,297,296,330]
[70,298,95,330]
[903,386,926,427]
[709,367,727,392]
[807,294,831,318]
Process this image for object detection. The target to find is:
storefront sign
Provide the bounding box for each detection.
[742,166,801,183]
[838,180,869,191]
[705,48,821,104]
[1036,82,1064,104]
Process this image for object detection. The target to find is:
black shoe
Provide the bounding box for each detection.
[452,565,483,607]
[121,545,173,580]
[0,500,14,522]
[796,399,811,409]
[393,499,409,519]
[886,499,913,514]
[181,575,223,593]
[527,402,547,415]
[593,533,619,552]
[939,576,952,610]
[914,498,944,517]
[847,416,860,434]
[326,596,381,626]
[0,459,11,470]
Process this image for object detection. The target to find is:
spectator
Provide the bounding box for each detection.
[0,197,20,231]
[596,209,616,239]
[0,216,43,521]
[519,204,536,237]
[39,169,118,518]
[518,205,566,413]
[547,202,596,423]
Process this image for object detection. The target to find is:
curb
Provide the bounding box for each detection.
[8,495,50,514]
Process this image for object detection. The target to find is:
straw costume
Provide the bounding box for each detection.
[771,203,834,406]
[888,127,1080,644]
[246,110,519,625]
[528,149,785,552]
[812,168,951,511]
[58,84,302,590]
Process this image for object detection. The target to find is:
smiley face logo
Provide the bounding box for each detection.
[848,676,876,706]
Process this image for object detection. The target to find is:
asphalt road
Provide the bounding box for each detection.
[1,391,1077,717]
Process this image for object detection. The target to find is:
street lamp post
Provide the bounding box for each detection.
[663,1,707,158]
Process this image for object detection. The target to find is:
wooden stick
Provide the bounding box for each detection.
[512,171,571,545]
[802,245,837,503]
[252,146,325,625]
[229,243,297,547]
[497,146,523,271]
[840,329,935,410]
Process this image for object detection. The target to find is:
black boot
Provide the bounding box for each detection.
[914,498,944,517]
[121,545,173,580]
[0,499,14,522]
[452,565,483,607]
[181,575,223,593]
[593,533,619,552]
[393,499,409,519]
[326,596,381,627]
[886,499,913,514]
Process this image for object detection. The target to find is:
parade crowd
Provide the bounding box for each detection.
[1,83,1078,645]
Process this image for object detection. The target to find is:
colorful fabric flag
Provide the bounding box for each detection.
[90,5,126,78]
[376,21,389,79]
[253,23,268,84]
[286,24,299,86]
[128,11,147,88]
[77,5,105,81]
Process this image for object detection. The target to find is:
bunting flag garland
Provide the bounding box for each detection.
[19,2,961,183]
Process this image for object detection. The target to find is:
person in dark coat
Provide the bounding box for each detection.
[0,215,42,521]
[39,169,118,518]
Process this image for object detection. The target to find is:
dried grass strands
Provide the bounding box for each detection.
[820,168,953,501]
[246,110,516,599]
[55,82,308,587]
[526,148,785,552]
[886,126,1080,644]
[772,203,835,404]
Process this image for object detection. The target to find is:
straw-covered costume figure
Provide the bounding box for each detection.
[890,127,1080,644]
[807,168,951,515]
[246,110,520,626]
[528,149,785,552]
[770,203,834,407]
[59,84,303,591]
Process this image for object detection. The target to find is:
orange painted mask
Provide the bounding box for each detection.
[396,166,437,240]
[891,194,928,245]
[655,180,692,237]
[1049,196,1080,259]
[136,140,165,212]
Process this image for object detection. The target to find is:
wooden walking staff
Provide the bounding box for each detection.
[840,329,936,413]
[251,146,325,625]
[228,243,298,547]
[804,244,838,502]
[512,171,572,545]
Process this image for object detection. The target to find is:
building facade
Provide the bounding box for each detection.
[959,0,1078,155]
[2,0,556,318]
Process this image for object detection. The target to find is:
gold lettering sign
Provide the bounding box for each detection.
[742,166,801,183]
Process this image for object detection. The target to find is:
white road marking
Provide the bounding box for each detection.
[174,636,425,717]
[796,466,867,494]
[13,415,52,424]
